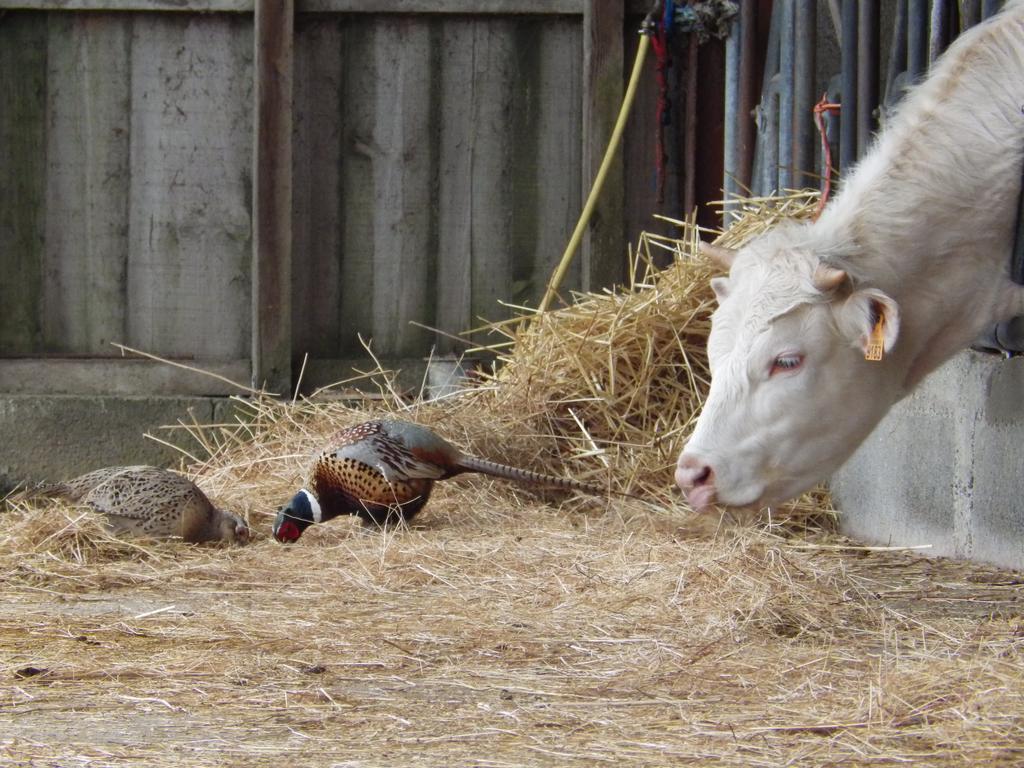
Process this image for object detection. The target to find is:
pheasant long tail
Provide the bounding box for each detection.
[455,456,620,498]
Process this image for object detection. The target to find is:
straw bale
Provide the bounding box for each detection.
[3,192,1023,766]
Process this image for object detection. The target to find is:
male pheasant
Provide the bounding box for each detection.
[20,465,250,545]
[272,419,608,542]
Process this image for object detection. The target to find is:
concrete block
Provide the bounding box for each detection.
[0,395,226,488]
[832,351,1024,570]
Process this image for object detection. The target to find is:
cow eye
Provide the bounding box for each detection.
[770,353,804,376]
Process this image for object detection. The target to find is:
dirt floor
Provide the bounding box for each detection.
[4,202,1022,765]
[3,492,1023,767]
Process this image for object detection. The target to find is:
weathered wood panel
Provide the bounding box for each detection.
[0,13,47,354]
[437,18,516,351]
[335,18,381,356]
[252,0,293,393]
[42,13,132,353]
[581,0,624,291]
[126,13,253,359]
[4,9,599,392]
[0,0,582,11]
[292,16,344,359]
[369,18,436,357]
[2,11,254,365]
[514,20,582,310]
[292,14,583,360]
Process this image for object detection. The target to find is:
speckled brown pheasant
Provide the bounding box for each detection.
[20,465,250,545]
[272,419,609,542]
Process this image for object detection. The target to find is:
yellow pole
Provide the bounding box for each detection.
[537,33,651,314]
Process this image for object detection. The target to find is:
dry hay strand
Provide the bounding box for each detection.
[1,499,166,568]
[459,189,828,526]
[5,192,1023,766]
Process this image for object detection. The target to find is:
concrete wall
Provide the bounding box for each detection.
[0,395,240,492]
[832,350,1024,571]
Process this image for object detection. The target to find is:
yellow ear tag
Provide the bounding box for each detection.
[865,316,885,362]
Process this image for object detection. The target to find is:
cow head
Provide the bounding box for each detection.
[676,226,902,511]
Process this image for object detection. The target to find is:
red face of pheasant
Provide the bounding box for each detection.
[273,518,302,543]
[272,490,319,543]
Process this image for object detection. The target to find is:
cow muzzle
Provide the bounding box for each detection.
[675,452,718,512]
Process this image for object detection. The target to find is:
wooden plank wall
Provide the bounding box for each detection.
[0,3,670,394]
[291,14,583,360]
[0,11,253,364]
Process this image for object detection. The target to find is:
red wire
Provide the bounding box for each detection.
[651,26,670,204]
[813,93,841,220]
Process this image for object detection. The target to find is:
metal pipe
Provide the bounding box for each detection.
[683,37,698,216]
[856,0,879,159]
[752,0,782,196]
[738,0,757,192]
[778,0,795,190]
[763,82,780,194]
[794,0,817,188]
[840,0,858,174]
[907,0,928,80]
[960,0,981,29]
[724,10,742,220]
[929,0,950,64]
[883,0,908,109]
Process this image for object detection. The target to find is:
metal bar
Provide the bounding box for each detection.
[724,10,743,220]
[856,0,879,159]
[839,0,858,174]
[982,0,1002,19]
[252,0,294,393]
[778,0,795,191]
[883,0,908,108]
[738,0,757,192]
[752,0,782,196]
[683,38,699,215]
[960,0,981,28]
[907,0,928,80]
[929,0,950,64]
[794,0,817,188]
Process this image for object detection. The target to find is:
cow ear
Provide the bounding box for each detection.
[840,289,901,356]
[812,263,848,293]
[710,277,730,301]
[699,241,738,269]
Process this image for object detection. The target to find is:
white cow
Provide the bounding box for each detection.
[677,2,1024,511]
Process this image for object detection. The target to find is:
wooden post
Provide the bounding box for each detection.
[581,0,625,292]
[252,0,293,394]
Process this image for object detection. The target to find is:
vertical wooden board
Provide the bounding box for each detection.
[581,0,625,291]
[623,26,683,258]
[435,18,476,352]
[0,12,47,354]
[337,18,379,355]
[41,13,131,354]
[126,14,253,359]
[466,19,515,336]
[518,18,583,307]
[252,0,293,394]
[368,17,435,357]
[292,16,343,360]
